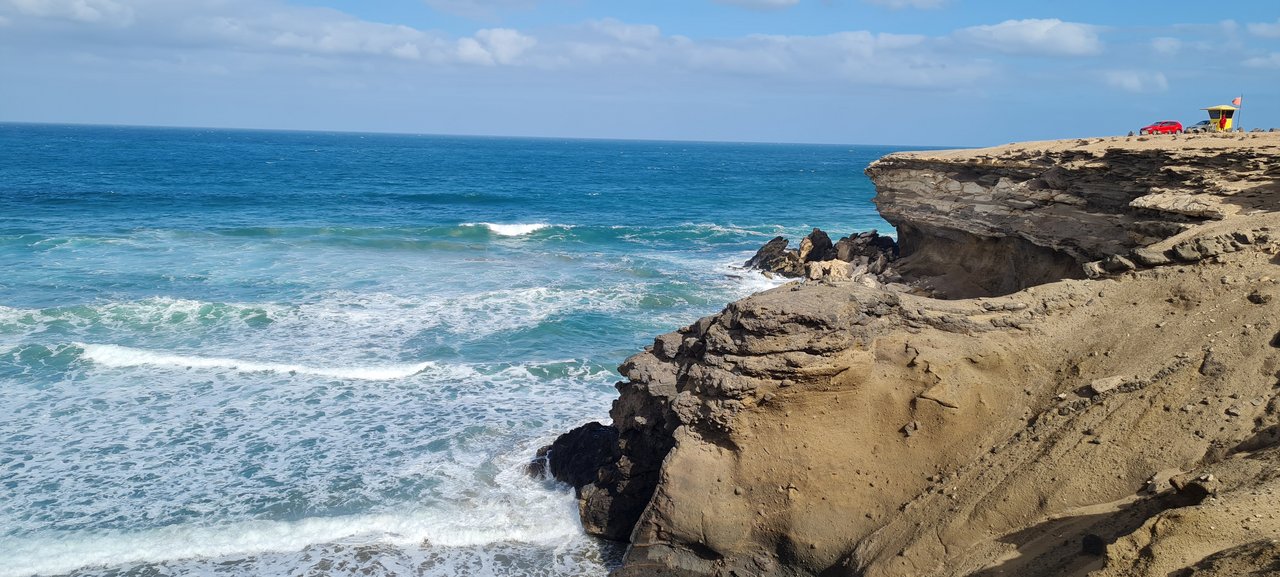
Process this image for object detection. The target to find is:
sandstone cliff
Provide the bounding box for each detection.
[543,133,1280,577]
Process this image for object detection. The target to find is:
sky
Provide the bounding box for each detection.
[1,0,1278,146]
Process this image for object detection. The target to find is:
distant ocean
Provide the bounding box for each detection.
[0,123,916,577]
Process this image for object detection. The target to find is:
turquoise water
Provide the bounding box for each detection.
[0,123,911,577]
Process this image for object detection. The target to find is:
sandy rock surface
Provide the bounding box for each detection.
[540,134,1280,577]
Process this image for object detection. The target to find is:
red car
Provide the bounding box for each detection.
[1139,120,1183,135]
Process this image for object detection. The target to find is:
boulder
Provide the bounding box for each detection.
[532,421,618,488]
[744,236,803,276]
[798,228,835,262]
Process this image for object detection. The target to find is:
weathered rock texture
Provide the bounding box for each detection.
[744,228,902,288]
[541,133,1280,577]
[866,134,1280,298]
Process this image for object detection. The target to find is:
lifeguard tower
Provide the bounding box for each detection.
[1201,105,1238,132]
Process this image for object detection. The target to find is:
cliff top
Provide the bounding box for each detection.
[894,131,1280,160]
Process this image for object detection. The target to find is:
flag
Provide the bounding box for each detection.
[1232,96,1242,106]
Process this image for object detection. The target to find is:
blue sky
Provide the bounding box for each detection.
[1,0,1278,145]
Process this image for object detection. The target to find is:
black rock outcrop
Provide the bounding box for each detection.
[744,228,899,282]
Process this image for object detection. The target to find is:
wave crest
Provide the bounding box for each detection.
[461,222,560,237]
[75,343,436,381]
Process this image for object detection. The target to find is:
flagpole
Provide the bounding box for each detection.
[1238,94,1243,131]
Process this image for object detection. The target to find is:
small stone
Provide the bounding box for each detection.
[1088,376,1127,395]
[1082,261,1107,278]
[1131,248,1173,267]
[1171,243,1202,262]
[1101,254,1137,273]
[1200,351,1227,377]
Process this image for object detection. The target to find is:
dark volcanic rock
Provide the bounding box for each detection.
[835,229,899,262]
[798,228,835,262]
[533,419,668,541]
[534,421,618,488]
[746,228,899,281]
[744,236,803,276]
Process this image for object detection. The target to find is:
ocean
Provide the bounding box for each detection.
[0,123,910,577]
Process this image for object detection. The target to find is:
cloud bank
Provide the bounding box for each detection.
[957,18,1103,57]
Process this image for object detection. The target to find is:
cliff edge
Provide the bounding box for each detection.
[542,133,1280,577]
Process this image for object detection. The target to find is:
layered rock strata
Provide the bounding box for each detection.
[540,133,1280,577]
[867,135,1280,298]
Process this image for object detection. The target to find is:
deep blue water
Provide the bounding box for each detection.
[0,123,918,577]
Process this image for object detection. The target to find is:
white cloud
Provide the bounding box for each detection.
[1150,37,1180,56]
[509,20,991,88]
[0,1,551,67]
[1248,19,1280,38]
[0,2,990,87]
[678,31,991,87]
[1103,70,1168,93]
[956,18,1102,56]
[865,0,948,9]
[3,0,133,25]
[0,14,9,25]
[268,21,431,60]
[712,0,799,9]
[455,28,536,65]
[456,37,493,65]
[1244,52,1280,68]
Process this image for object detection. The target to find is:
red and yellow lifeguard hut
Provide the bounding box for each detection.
[1201,105,1238,132]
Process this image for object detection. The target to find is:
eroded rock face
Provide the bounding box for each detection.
[542,135,1280,577]
[866,137,1280,296]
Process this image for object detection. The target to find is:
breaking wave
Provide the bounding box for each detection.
[75,343,437,381]
[461,222,563,237]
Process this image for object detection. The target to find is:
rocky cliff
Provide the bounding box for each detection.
[542,133,1280,577]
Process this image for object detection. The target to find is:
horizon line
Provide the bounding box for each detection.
[0,119,968,151]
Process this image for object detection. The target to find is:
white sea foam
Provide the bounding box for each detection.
[76,343,436,380]
[463,222,559,236]
[720,257,790,295]
[687,222,784,237]
[0,494,583,577]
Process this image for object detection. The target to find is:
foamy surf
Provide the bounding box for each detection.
[0,500,582,577]
[3,126,897,577]
[463,222,559,236]
[75,343,436,380]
